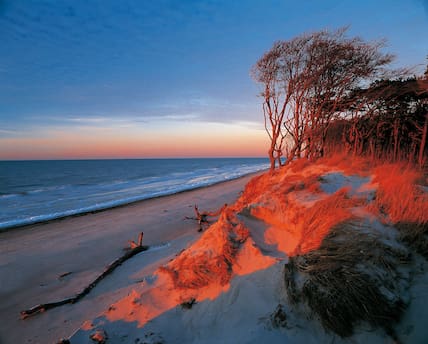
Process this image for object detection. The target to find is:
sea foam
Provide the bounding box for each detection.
[0,158,268,230]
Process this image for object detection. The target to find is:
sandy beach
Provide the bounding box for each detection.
[65,157,427,344]
[2,158,427,344]
[0,173,258,344]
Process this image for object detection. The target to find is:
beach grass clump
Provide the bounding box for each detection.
[284,221,410,338]
[321,153,373,176]
[396,222,428,259]
[371,163,428,224]
[159,211,249,290]
[370,163,428,256]
[293,188,364,255]
[288,157,312,173]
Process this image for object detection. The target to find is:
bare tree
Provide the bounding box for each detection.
[252,28,393,167]
[251,35,313,169]
[251,43,289,170]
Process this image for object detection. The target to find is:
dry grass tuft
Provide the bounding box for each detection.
[365,163,428,258]
[293,188,364,255]
[270,304,288,328]
[396,222,428,259]
[159,211,249,290]
[284,221,410,338]
[371,163,428,224]
[288,157,312,173]
[233,173,275,210]
[321,153,373,176]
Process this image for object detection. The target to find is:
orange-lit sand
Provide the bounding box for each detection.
[2,157,428,344]
[101,208,277,329]
[69,156,428,344]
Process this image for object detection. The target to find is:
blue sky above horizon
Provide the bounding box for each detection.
[0,0,427,159]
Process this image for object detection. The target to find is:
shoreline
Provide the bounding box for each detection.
[0,170,266,233]
[0,170,260,344]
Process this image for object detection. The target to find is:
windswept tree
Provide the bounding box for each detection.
[252,28,393,169]
[250,43,289,170]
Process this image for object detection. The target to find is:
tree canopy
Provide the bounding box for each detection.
[252,28,394,170]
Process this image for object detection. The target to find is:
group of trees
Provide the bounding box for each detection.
[252,28,428,170]
[337,78,428,166]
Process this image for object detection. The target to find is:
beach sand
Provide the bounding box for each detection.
[0,173,257,344]
[2,160,428,344]
[67,157,428,344]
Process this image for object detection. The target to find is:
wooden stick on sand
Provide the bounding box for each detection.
[185,204,227,232]
[21,232,148,319]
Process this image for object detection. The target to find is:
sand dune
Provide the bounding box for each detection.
[69,157,427,344]
[2,158,428,344]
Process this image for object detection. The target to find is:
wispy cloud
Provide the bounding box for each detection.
[67,117,109,123]
[140,94,260,124]
[0,128,19,136]
[153,113,200,121]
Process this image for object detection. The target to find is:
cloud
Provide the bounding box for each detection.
[0,128,19,136]
[139,94,260,124]
[149,113,200,121]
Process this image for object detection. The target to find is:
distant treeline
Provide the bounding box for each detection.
[325,78,428,167]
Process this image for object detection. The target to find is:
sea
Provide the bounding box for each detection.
[0,158,269,231]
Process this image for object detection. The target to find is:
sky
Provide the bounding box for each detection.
[0,0,427,160]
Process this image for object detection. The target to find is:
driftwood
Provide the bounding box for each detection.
[185,204,227,231]
[128,232,144,249]
[20,232,148,319]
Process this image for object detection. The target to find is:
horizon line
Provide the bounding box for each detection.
[0,155,268,162]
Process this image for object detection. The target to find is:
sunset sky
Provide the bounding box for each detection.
[1,0,427,160]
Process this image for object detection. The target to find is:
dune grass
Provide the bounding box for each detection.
[294,187,364,255]
[284,221,410,338]
[396,222,428,259]
[159,210,249,290]
[371,163,428,224]
[369,163,428,258]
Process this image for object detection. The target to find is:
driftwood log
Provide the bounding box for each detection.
[21,232,148,319]
[128,232,144,249]
[185,204,227,231]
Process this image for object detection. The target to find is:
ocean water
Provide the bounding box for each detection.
[0,158,268,230]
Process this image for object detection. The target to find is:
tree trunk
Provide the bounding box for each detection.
[418,113,428,167]
[268,146,276,171]
[393,119,399,162]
